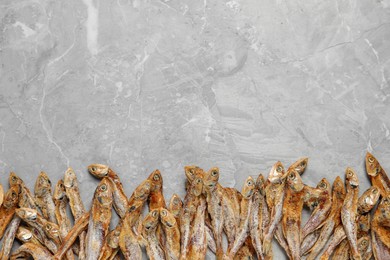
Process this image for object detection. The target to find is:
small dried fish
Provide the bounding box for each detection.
[263,161,287,257]
[142,209,165,260]
[332,239,350,259]
[64,167,87,259]
[357,236,372,260]
[227,176,255,258]
[160,208,180,260]
[147,169,167,210]
[53,212,90,260]
[34,171,57,224]
[357,186,380,215]
[88,164,128,218]
[85,178,113,260]
[168,194,182,226]
[282,170,305,260]
[10,242,54,260]
[319,224,347,259]
[187,197,207,260]
[9,172,36,209]
[372,194,390,259]
[16,226,42,245]
[98,224,121,260]
[304,176,345,260]
[0,185,20,239]
[365,152,390,196]
[341,167,361,260]
[0,217,21,259]
[203,167,224,259]
[222,186,241,252]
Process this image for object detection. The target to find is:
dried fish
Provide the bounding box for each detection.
[282,170,305,260]
[304,176,345,259]
[227,176,255,258]
[263,161,286,257]
[0,217,21,259]
[142,209,165,260]
[287,157,309,175]
[9,172,36,209]
[16,226,42,245]
[88,164,128,218]
[10,242,54,260]
[98,224,121,260]
[187,197,207,260]
[0,185,20,239]
[168,193,182,226]
[203,167,224,259]
[64,167,87,259]
[365,152,390,196]
[147,169,167,210]
[160,208,180,260]
[34,171,57,224]
[372,194,390,259]
[341,167,361,260]
[85,178,113,260]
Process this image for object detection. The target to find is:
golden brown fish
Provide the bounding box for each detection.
[34,171,57,224]
[263,161,287,257]
[371,193,390,259]
[147,169,167,210]
[16,226,43,245]
[64,167,87,259]
[142,209,165,260]
[357,236,372,260]
[168,193,183,227]
[98,224,121,260]
[160,208,180,260]
[186,197,207,260]
[203,167,224,259]
[304,176,345,260]
[249,174,265,260]
[10,242,54,260]
[227,176,255,259]
[88,164,128,218]
[9,172,36,209]
[282,170,305,260]
[222,186,241,252]
[341,167,361,260]
[332,239,350,259]
[85,178,113,260]
[365,152,390,196]
[0,185,20,239]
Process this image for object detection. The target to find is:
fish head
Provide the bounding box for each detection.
[242,176,255,199]
[143,209,159,231]
[357,236,370,252]
[317,178,331,193]
[132,179,151,201]
[345,167,359,188]
[268,161,285,183]
[44,222,60,238]
[286,170,304,192]
[288,157,309,175]
[256,174,266,195]
[365,152,381,177]
[148,169,163,192]
[34,171,52,197]
[95,178,113,207]
[192,176,204,196]
[107,229,121,248]
[17,227,33,242]
[361,186,380,213]
[184,165,203,183]
[168,194,182,216]
[9,172,23,187]
[88,164,109,178]
[63,167,78,189]
[16,208,38,221]
[53,179,66,201]
[203,167,219,190]
[4,185,20,208]
[332,176,346,200]
[160,208,176,228]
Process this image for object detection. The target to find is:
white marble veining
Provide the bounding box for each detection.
[0,0,390,258]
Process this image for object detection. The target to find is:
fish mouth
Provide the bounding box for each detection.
[350,182,359,188]
[166,222,173,228]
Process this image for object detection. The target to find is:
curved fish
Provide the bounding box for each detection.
[34,171,57,224]
[88,164,128,218]
[10,242,53,260]
[365,152,390,196]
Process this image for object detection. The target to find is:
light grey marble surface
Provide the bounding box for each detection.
[1,0,390,258]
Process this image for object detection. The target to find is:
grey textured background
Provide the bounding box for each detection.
[1,0,390,258]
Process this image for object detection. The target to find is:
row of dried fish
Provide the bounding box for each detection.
[0,152,389,260]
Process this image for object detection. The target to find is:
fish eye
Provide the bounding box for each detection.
[361,240,367,246]
[91,167,96,172]
[100,185,107,191]
[196,178,202,184]
[288,173,295,179]
[211,170,218,177]
[161,210,167,216]
[320,183,327,189]
[368,157,374,163]
[372,188,378,194]
[347,171,353,177]
[47,179,51,185]
[247,180,253,186]
[11,192,17,199]
[153,174,160,181]
[300,161,306,167]
[46,224,51,230]
[276,166,283,173]
[152,210,158,217]
[189,168,195,175]
[11,176,17,182]
[129,205,136,212]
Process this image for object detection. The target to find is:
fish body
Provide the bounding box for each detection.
[34,171,57,224]
[85,178,113,260]
[371,194,390,258]
[10,242,54,260]
[160,208,180,260]
[9,172,36,209]
[186,197,207,260]
[98,224,121,260]
[341,167,361,260]
[365,152,390,196]
[143,209,165,260]
[0,216,21,259]
[168,194,182,227]
[0,185,20,239]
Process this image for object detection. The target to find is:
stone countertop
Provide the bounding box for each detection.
[1,0,390,258]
